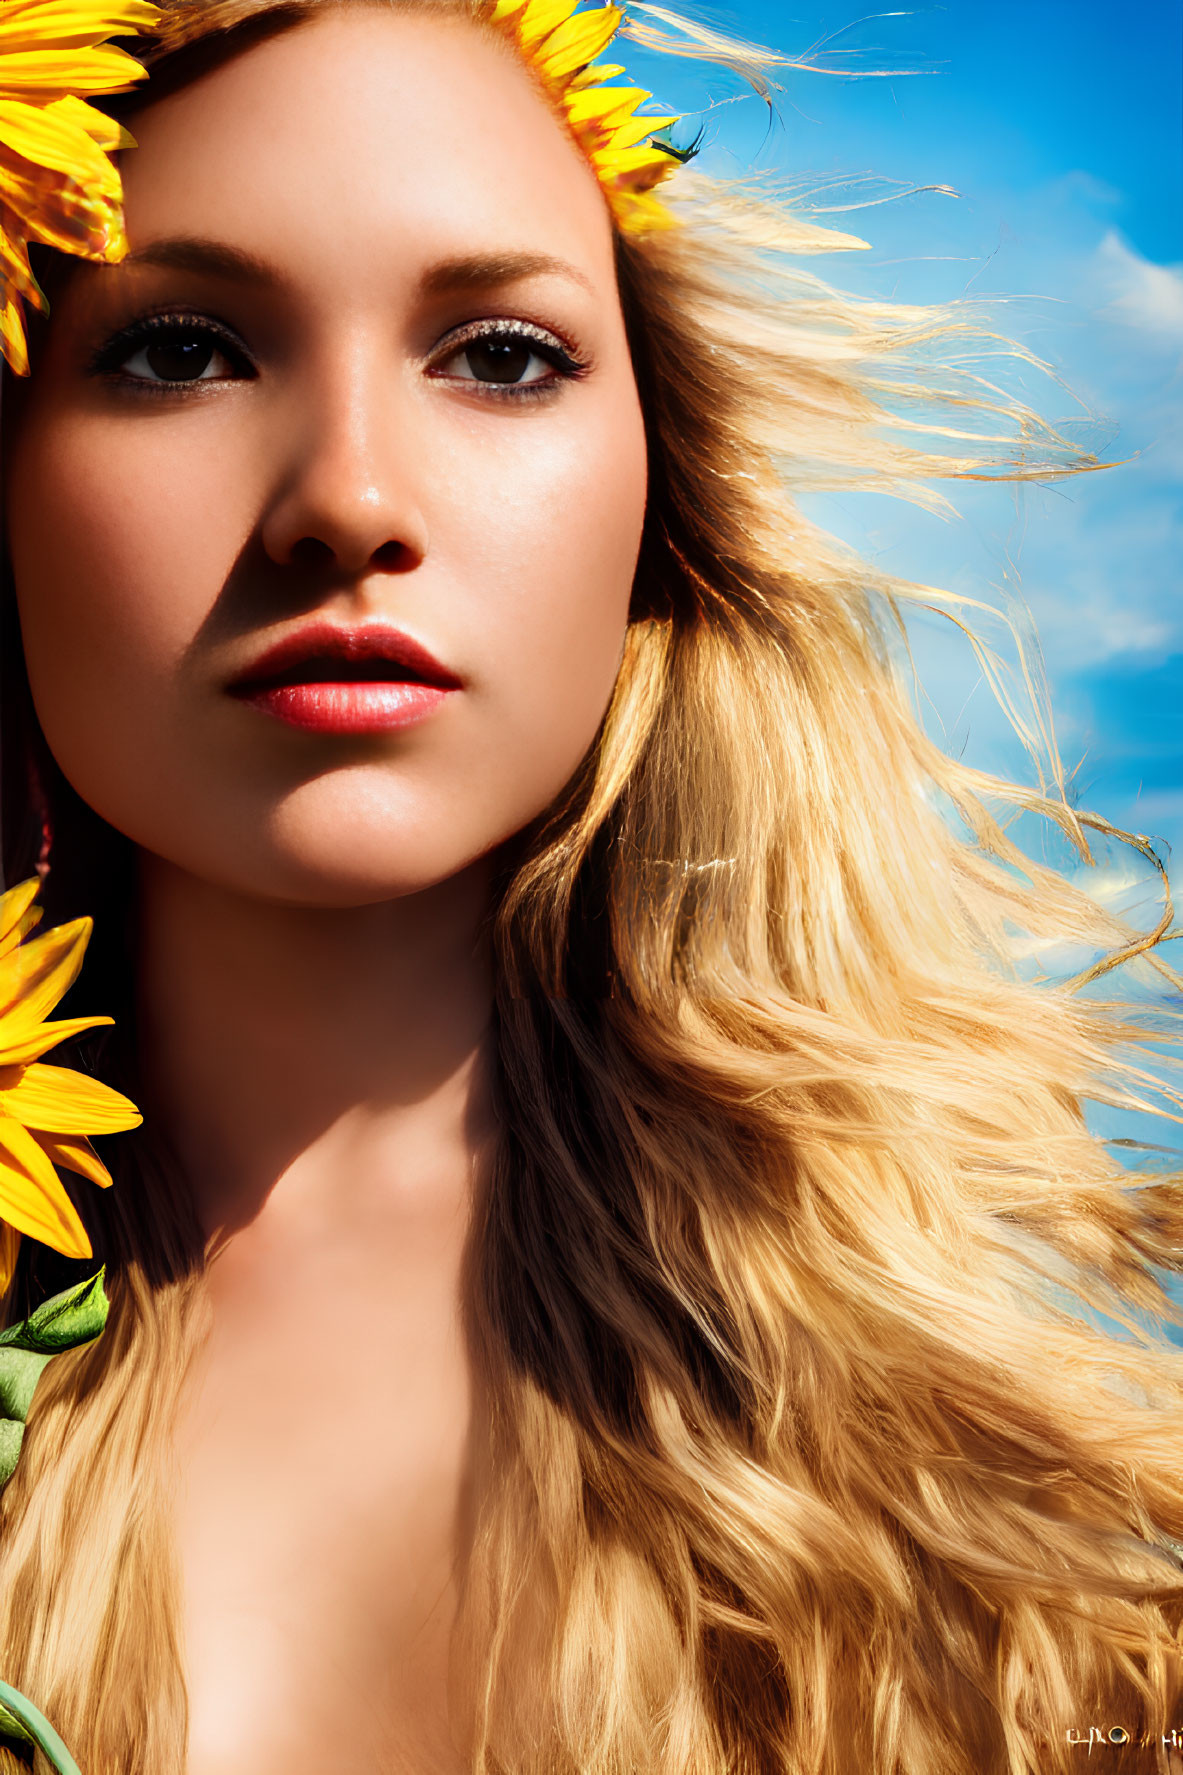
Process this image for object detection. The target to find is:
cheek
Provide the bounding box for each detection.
[431,393,648,812]
[6,409,250,785]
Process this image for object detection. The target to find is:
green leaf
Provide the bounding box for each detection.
[0,1414,26,1486]
[0,1272,108,1491]
[0,1694,33,1746]
[0,1679,81,1772]
[0,1269,109,1356]
[0,1347,50,1427]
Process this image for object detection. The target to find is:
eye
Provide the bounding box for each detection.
[451,336,547,385]
[89,315,255,387]
[430,320,584,392]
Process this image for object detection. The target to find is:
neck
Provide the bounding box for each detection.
[136,853,497,1247]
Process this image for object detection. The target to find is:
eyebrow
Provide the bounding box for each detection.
[123,238,595,298]
[124,238,273,282]
[420,251,595,298]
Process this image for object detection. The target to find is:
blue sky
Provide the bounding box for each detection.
[629,2,1183,1328]
[628,0,1182,859]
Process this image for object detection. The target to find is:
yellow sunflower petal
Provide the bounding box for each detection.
[594,140,678,180]
[0,293,28,372]
[0,0,158,35]
[534,6,620,81]
[596,111,679,155]
[568,61,626,90]
[53,91,135,152]
[98,201,126,260]
[1,258,43,307]
[0,881,41,956]
[0,916,91,1036]
[565,83,650,128]
[0,1,157,56]
[0,1013,114,1066]
[517,0,581,52]
[0,1116,91,1259]
[0,901,41,957]
[0,1062,142,1136]
[0,42,147,97]
[37,1131,113,1189]
[0,1222,20,1294]
[0,96,121,186]
[0,241,43,307]
[0,165,119,259]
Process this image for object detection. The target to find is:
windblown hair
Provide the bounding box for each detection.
[0,3,1181,1772]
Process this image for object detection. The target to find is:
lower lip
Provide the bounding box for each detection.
[240,681,454,734]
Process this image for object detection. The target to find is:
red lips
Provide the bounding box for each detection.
[230,621,461,735]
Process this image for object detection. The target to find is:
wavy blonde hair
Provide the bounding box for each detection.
[0,4,1181,1772]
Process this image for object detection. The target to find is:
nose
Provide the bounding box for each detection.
[260,353,429,574]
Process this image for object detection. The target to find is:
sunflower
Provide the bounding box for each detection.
[486,0,681,233]
[0,0,158,375]
[0,878,141,1292]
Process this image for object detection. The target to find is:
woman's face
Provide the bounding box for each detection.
[4,6,648,904]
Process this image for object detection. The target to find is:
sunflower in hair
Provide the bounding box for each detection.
[486,0,681,232]
[0,879,140,1292]
[0,0,158,374]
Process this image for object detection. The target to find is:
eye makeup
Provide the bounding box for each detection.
[87,309,258,389]
[427,315,589,399]
[83,304,590,399]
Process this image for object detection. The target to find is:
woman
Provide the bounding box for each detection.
[0,1,1179,1771]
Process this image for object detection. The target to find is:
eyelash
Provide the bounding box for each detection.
[87,310,588,400]
[87,311,255,388]
[428,317,587,400]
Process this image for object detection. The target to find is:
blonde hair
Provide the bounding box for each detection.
[1,4,1181,1772]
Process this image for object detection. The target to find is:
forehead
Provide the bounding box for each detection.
[117,6,616,289]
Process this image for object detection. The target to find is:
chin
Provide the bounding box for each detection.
[252,774,503,902]
[171,827,499,911]
[127,786,505,909]
[77,755,571,909]
[242,845,499,910]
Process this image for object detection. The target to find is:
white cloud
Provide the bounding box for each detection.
[1065,857,1167,911]
[1095,230,1183,345]
[1010,493,1183,671]
[795,200,1183,865]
